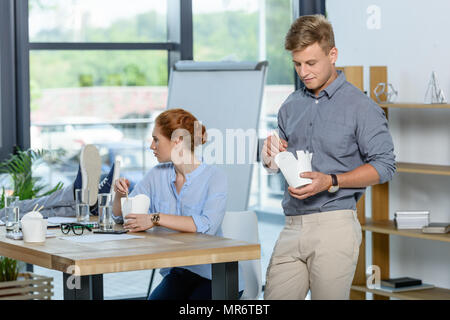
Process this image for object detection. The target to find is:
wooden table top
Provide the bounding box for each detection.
[0,226,260,276]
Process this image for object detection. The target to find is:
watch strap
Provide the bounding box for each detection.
[330,174,338,187]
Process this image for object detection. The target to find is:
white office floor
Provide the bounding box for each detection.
[32,216,288,300]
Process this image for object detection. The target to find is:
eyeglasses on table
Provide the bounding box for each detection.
[60,223,92,235]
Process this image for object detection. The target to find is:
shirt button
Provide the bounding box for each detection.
[315,100,319,104]
[309,123,312,127]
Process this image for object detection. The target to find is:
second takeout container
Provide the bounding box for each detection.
[21,211,48,243]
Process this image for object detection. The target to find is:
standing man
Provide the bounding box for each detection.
[261,14,396,300]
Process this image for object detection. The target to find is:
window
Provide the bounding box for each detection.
[28,2,170,189]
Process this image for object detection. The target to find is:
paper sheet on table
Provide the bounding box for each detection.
[47,217,77,225]
[59,234,145,243]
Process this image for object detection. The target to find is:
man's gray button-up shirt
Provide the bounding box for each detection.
[276,70,396,216]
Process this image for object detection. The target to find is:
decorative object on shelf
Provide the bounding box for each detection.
[376,282,435,293]
[422,222,450,234]
[373,82,398,103]
[381,277,422,288]
[424,71,447,104]
[394,210,430,229]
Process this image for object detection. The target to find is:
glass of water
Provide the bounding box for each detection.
[98,193,112,230]
[98,205,113,230]
[76,203,90,223]
[98,193,113,230]
[5,196,19,233]
[75,189,90,222]
[97,193,112,207]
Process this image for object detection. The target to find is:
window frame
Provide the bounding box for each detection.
[0,0,18,160]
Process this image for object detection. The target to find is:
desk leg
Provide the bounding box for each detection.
[63,273,104,300]
[212,262,238,300]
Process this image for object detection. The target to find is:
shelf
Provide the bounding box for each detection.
[361,219,450,242]
[351,285,450,300]
[396,162,450,176]
[379,103,450,109]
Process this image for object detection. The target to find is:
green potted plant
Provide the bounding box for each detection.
[0,148,62,299]
[0,257,19,282]
[0,148,64,204]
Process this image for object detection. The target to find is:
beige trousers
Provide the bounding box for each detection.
[264,210,362,300]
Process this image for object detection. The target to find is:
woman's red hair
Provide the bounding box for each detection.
[155,108,207,152]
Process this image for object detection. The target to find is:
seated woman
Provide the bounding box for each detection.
[112,108,243,300]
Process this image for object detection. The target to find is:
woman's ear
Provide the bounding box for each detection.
[172,135,183,145]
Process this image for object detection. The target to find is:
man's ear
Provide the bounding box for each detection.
[328,47,338,64]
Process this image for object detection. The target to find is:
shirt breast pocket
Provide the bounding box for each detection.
[316,120,355,157]
[182,203,202,217]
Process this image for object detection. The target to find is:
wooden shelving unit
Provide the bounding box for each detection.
[380,103,450,109]
[361,219,450,243]
[396,162,450,176]
[351,284,450,300]
[345,66,450,300]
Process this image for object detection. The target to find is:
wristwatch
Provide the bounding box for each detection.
[328,174,339,193]
[151,213,160,226]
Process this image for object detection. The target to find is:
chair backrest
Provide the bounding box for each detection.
[221,210,261,300]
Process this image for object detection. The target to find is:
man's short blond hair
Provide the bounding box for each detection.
[285,14,335,54]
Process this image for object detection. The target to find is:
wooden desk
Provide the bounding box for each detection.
[0,226,260,300]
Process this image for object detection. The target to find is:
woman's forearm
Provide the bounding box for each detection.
[158,213,197,233]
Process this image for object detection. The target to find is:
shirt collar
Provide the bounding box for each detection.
[170,161,206,186]
[323,69,346,98]
[301,69,346,99]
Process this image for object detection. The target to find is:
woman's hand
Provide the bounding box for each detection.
[114,178,130,196]
[123,214,154,232]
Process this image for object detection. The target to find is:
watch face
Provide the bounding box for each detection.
[328,185,339,193]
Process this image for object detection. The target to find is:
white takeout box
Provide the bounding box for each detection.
[21,211,47,243]
[274,150,313,188]
[121,194,150,221]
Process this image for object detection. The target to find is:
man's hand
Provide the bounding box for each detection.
[123,214,154,232]
[262,133,288,170]
[288,172,332,200]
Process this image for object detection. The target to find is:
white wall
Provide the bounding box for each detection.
[328,0,450,292]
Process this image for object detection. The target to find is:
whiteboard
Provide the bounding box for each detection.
[167,61,268,211]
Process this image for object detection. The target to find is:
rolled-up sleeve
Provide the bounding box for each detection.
[357,103,396,184]
[191,170,227,235]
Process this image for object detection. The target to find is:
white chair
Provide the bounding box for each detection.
[221,210,262,300]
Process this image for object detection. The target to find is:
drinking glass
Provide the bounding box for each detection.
[75,189,90,222]
[97,193,112,207]
[76,203,90,223]
[98,205,113,230]
[5,196,19,232]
